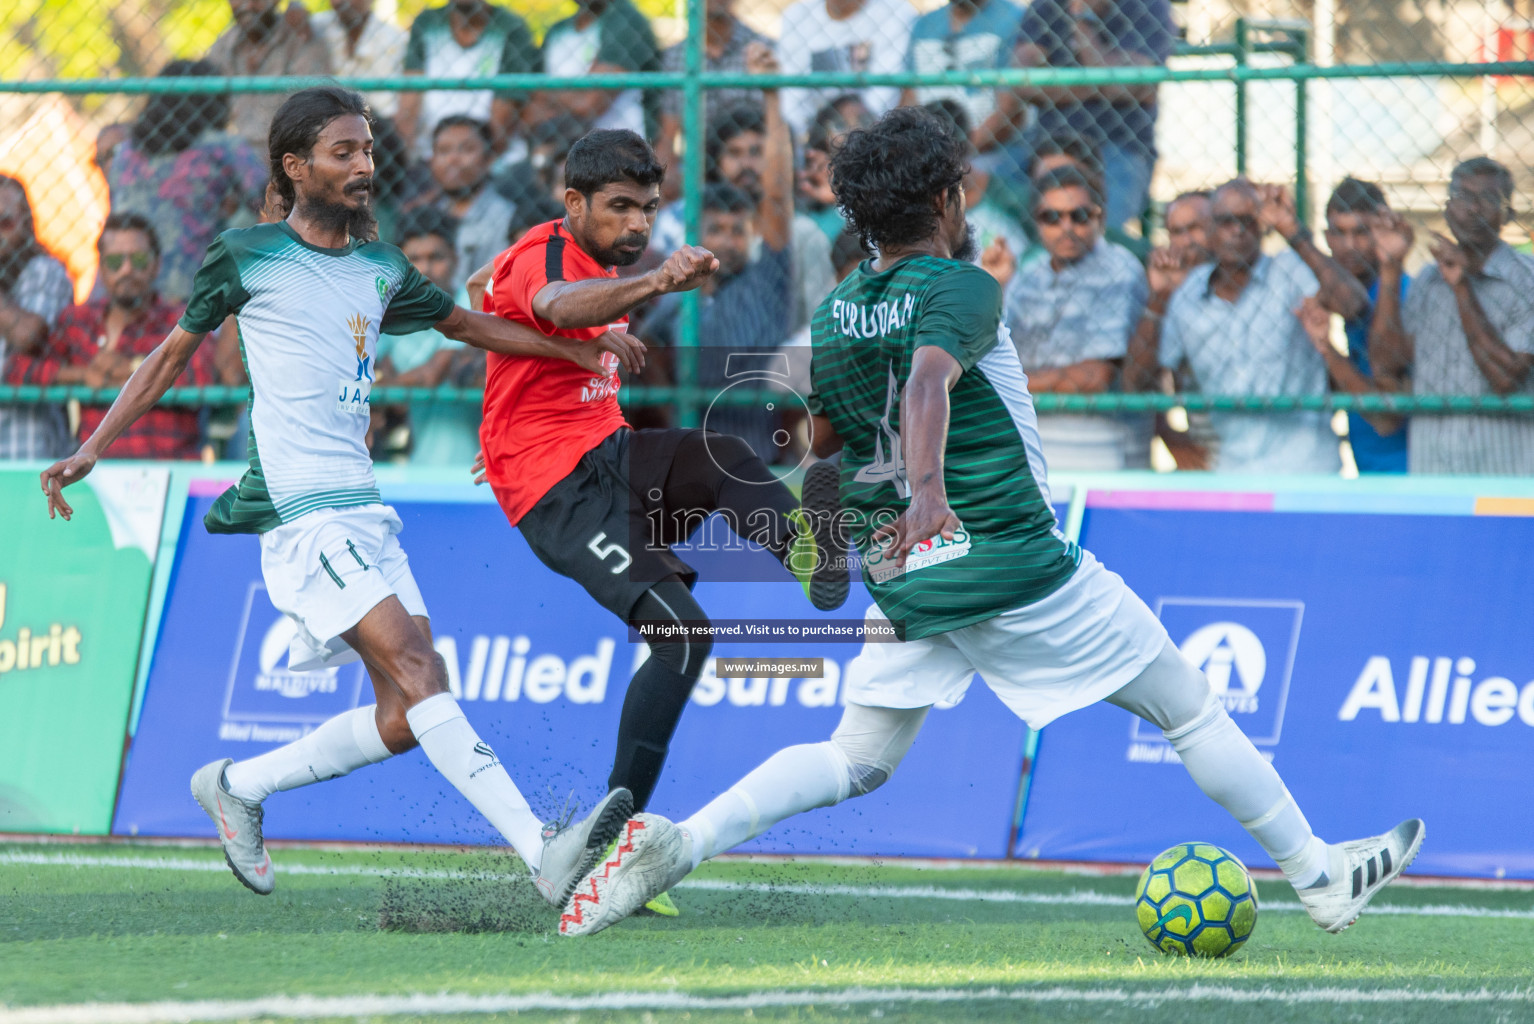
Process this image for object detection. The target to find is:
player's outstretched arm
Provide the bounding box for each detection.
[435,306,647,375]
[872,346,963,567]
[532,245,720,329]
[40,325,207,521]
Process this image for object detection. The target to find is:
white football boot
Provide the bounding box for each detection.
[1297,818,1425,933]
[531,787,634,909]
[190,758,274,895]
[559,814,692,936]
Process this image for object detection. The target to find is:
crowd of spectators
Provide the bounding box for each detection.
[1,0,1531,476]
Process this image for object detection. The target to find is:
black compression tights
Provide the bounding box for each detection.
[610,577,714,810]
[653,430,801,564]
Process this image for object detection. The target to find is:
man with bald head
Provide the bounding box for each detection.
[1128,179,1368,473]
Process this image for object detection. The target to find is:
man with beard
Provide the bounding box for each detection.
[0,174,74,459]
[8,214,214,459]
[1370,157,1534,475]
[554,107,1423,941]
[40,88,648,907]
[477,126,850,913]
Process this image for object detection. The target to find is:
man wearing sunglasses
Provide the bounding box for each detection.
[1001,164,1149,472]
[9,214,214,460]
[1369,157,1534,475]
[1128,178,1369,473]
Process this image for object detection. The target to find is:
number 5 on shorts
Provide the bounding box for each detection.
[587,531,632,574]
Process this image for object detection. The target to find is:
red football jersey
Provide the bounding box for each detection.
[481,219,629,525]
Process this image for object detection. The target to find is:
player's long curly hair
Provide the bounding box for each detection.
[830,106,968,254]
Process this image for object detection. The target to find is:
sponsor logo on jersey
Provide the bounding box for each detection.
[863,527,973,584]
[581,351,621,402]
[338,313,375,414]
[1126,598,1303,762]
[1338,654,1534,727]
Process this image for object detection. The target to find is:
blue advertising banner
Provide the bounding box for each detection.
[1015,490,1534,880]
[114,493,1027,858]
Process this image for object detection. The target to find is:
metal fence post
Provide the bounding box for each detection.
[676,0,706,428]
[1234,16,1248,177]
[1293,25,1310,223]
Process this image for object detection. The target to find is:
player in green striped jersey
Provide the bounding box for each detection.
[40,88,640,907]
[556,107,1422,939]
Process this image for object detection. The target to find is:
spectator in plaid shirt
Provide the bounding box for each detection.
[8,214,214,460]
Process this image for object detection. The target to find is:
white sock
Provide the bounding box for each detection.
[405,693,546,870]
[224,705,392,803]
[680,742,849,869]
[1164,694,1330,889]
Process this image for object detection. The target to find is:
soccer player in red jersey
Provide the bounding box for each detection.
[475,129,849,909]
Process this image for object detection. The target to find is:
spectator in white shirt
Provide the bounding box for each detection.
[311,0,408,119]
[1128,179,1369,474]
[778,0,916,139]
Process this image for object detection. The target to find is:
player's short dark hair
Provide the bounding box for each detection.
[268,86,371,210]
[564,129,666,199]
[432,115,492,152]
[1327,177,1387,217]
[1032,165,1104,213]
[1450,156,1514,206]
[702,182,756,215]
[830,106,968,252]
[1169,189,1211,209]
[396,206,458,250]
[98,212,161,257]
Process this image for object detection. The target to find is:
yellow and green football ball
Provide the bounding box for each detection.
[1134,842,1258,957]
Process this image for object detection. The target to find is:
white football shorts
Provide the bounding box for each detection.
[259,503,428,672]
[843,549,1168,729]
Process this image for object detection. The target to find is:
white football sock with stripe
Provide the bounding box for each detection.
[223,705,392,803]
[679,742,848,869]
[405,692,546,870]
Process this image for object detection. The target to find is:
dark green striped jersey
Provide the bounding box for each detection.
[808,254,1080,640]
[179,223,455,533]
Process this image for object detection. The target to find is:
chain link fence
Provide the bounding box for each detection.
[2,0,1532,474]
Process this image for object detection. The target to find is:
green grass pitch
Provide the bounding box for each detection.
[2,842,1533,1023]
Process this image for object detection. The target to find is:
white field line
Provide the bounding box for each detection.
[4,985,1534,1024]
[4,850,1534,921]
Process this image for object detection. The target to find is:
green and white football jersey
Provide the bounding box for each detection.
[180,223,455,533]
[808,254,1081,640]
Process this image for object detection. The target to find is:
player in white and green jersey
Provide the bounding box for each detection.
[554,108,1423,939]
[40,88,642,909]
